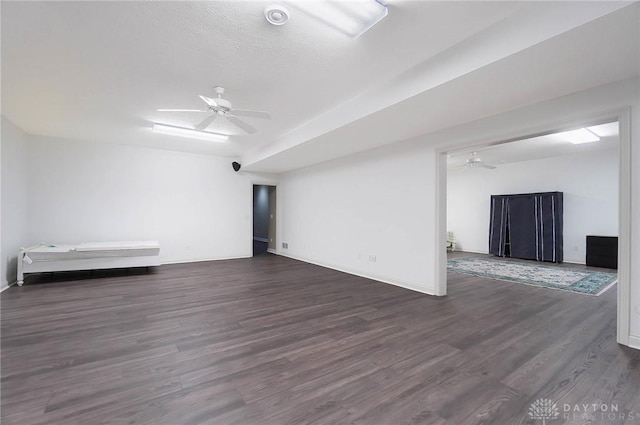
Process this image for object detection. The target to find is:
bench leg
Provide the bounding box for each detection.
[17,254,24,286]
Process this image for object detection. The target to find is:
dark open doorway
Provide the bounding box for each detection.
[253,185,276,256]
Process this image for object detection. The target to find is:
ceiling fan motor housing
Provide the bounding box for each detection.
[212,98,232,114]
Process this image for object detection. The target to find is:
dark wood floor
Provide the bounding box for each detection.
[2,254,638,424]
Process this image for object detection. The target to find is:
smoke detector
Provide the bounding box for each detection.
[265,5,289,26]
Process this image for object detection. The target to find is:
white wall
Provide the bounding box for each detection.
[447,148,619,263]
[428,78,639,344]
[279,141,435,294]
[1,117,29,289]
[26,136,256,264]
[4,79,639,345]
[278,77,640,345]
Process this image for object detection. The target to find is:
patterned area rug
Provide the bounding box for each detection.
[447,257,617,296]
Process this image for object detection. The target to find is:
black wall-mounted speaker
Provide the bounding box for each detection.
[232,161,241,172]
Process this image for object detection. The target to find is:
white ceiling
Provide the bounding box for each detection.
[447,122,620,170]
[1,1,523,155]
[241,2,639,172]
[2,1,638,171]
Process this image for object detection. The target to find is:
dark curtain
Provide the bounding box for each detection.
[508,196,538,260]
[489,197,507,256]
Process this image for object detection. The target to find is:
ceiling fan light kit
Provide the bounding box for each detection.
[151,123,229,143]
[157,86,272,135]
[463,152,497,169]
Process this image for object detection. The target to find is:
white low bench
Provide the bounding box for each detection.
[17,241,161,286]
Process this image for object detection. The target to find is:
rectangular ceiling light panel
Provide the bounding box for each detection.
[586,122,618,138]
[287,0,388,39]
[152,124,229,143]
[552,128,600,145]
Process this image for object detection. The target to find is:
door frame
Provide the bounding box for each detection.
[434,107,632,346]
[250,181,280,257]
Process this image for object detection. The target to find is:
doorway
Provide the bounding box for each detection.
[435,110,632,346]
[253,185,276,256]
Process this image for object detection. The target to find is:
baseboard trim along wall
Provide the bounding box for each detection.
[1,281,16,292]
[3,255,253,289]
[628,335,640,350]
[278,252,435,296]
[161,255,252,265]
[455,249,587,265]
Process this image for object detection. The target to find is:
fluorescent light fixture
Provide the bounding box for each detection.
[151,123,229,143]
[586,122,618,138]
[552,128,600,145]
[287,0,388,39]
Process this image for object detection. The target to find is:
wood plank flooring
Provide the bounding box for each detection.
[2,254,638,424]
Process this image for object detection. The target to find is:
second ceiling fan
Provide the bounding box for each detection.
[463,152,498,169]
[158,86,271,134]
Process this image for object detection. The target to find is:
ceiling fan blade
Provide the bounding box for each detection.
[226,116,257,134]
[158,109,209,112]
[480,164,497,169]
[199,95,218,108]
[194,114,218,130]
[229,109,272,120]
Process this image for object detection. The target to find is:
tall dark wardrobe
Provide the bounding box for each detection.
[489,191,563,263]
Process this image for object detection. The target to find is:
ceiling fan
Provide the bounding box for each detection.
[462,152,498,169]
[157,86,271,134]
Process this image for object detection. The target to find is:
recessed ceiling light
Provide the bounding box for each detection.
[151,124,229,143]
[552,128,600,145]
[286,0,388,39]
[265,5,290,26]
[586,122,618,138]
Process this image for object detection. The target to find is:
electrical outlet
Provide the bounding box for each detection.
[282,242,288,249]
[369,255,376,263]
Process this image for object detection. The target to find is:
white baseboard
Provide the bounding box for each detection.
[3,255,253,289]
[454,250,586,265]
[562,259,587,265]
[267,248,276,254]
[456,249,488,255]
[628,335,640,350]
[278,252,436,296]
[162,255,252,265]
[1,281,16,292]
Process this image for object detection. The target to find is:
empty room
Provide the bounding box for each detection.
[447,124,620,296]
[1,2,639,424]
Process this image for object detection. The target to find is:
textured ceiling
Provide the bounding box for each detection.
[240,2,638,172]
[1,0,523,157]
[1,1,636,170]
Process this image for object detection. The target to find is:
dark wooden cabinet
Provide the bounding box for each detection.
[586,236,618,269]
